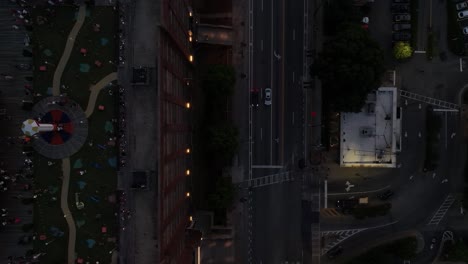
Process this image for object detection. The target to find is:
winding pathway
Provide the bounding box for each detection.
[85,72,118,118]
[52,5,86,96]
[60,158,76,264]
[50,4,118,264]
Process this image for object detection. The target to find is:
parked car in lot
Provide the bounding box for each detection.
[394,14,411,22]
[458,10,468,19]
[393,31,411,41]
[15,64,32,70]
[456,1,468,10]
[378,190,395,200]
[264,88,272,106]
[463,26,468,34]
[391,4,410,13]
[393,23,411,31]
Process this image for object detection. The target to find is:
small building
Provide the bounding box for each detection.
[340,87,401,168]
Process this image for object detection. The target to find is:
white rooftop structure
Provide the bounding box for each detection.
[340,87,401,168]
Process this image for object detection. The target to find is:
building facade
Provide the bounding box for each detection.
[158,0,194,262]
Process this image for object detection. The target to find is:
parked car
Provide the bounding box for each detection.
[458,10,468,19]
[456,1,468,10]
[327,246,343,259]
[393,31,411,41]
[463,26,468,34]
[264,88,272,106]
[378,190,395,200]
[250,89,259,107]
[15,64,32,70]
[394,14,411,22]
[391,4,410,13]
[393,23,411,31]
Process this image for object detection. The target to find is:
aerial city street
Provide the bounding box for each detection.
[1,0,468,263]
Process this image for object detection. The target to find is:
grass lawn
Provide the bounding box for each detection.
[32,5,118,264]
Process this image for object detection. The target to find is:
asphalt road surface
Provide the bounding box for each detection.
[249,0,306,263]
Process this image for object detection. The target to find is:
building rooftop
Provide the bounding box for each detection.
[340,87,401,168]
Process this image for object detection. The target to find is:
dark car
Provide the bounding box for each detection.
[391,4,410,13]
[394,14,411,22]
[16,64,32,70]
[378,190,395,200]
[336,199,358,213]
[393,23,411,31]
[393,32,411,41]
[250,89,259,107]
[327,246,343,259]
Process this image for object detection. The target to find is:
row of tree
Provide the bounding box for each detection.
[201,65,238,219]
[314,1,386,112]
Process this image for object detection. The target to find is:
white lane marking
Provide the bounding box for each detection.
[261,39,263,51]
[260,127,263,140]
[460,58,463,72]
[293,29,295,40]
[292,112,295,124]
[270,0,274,165]
[292,71,295,82]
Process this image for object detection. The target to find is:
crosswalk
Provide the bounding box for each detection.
[427,194,455,226]
[321,228,367,255]
[246,171,294,188]
[400,90,460,110]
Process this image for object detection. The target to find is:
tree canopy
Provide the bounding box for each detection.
[203,65,236,99]
[313,24,385,112]
[393,41,413,60]
[208,176,235,210]
[207,123,239,164]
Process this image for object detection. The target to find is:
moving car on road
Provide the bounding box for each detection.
[336,198,358,213]
[250,89,259,107]
[264,88,272,106]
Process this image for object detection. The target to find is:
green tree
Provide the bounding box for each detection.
[324,0,362,35]
[208,123,239,164]
[208,176,235,210]
[203,65,236,99]
[313,24,385,112]
[393,41,413,60]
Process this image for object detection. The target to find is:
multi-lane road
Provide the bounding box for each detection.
[247,0,307,263]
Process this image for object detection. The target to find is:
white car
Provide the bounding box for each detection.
[264,88,272,106]
[458,10,468,19]
[463,26,468,34]
[456,1,468,10]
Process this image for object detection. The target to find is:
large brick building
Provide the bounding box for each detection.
[157,0,195,262]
